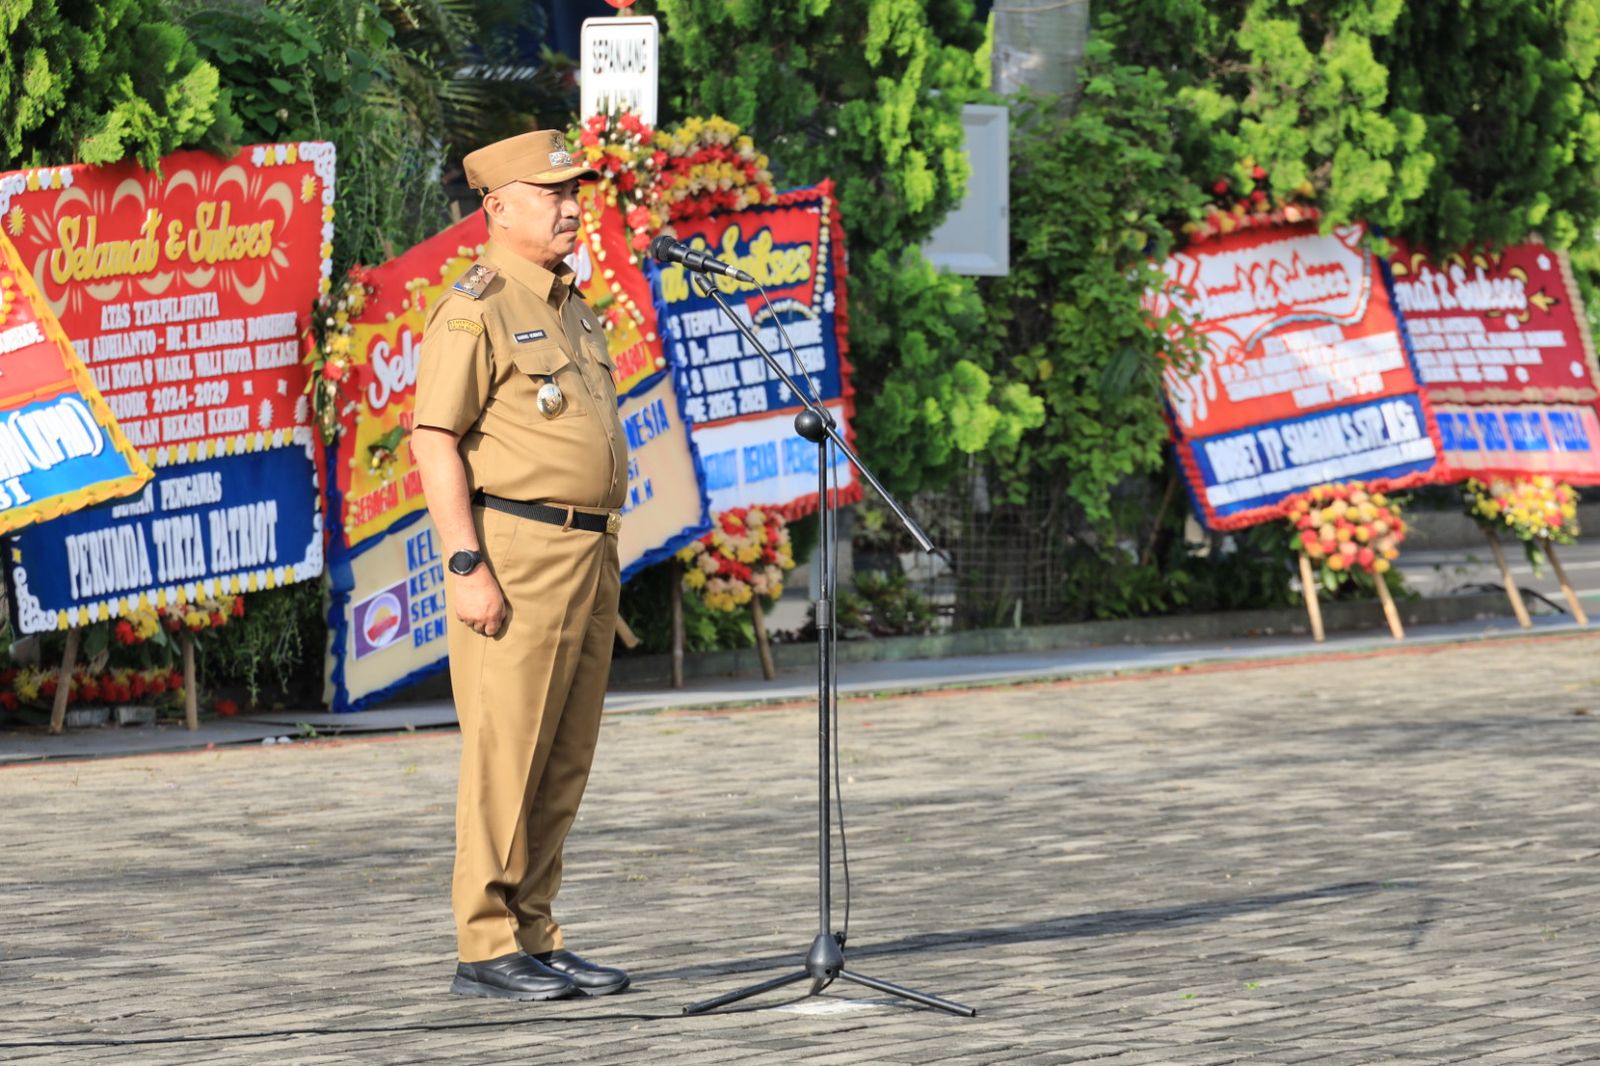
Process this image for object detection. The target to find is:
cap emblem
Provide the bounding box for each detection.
[549,149,574,168]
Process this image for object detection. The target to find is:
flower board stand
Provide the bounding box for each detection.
[1296,554,1403,642]
[181,631,199,731]
[1482,527,1533,629]
[750,598,776,681]
[47,627,82,735]
[1297,554,1326,643]
[670,577,685,690]
[1373,574,1405,641]
[1543,539,1588,625]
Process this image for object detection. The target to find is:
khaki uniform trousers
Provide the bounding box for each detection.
[445,502,620,962]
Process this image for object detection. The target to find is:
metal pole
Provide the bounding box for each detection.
[816,434,832,938]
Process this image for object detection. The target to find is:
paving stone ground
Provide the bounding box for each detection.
[4,632,1600,1064]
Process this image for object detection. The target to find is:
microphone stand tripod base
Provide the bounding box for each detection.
[682,933,977,1017]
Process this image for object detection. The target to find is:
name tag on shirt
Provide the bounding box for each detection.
[514,329,548,344]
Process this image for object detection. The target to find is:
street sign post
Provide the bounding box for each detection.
[579,16,659,124]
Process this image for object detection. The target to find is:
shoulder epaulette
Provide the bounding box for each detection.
[452,264,498,300]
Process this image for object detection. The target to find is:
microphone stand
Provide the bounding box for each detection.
[680,272,975,1018]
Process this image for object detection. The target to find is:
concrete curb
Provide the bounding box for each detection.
[609,590,1531,685]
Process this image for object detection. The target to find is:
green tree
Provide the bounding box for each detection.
[1099,0,1600,252]
[2,0,236,169]
[647,0,1038,495]
[186,0,472,272]
[1379,0,1600,251]
[979,49,1205,523]
[1100,0,1434,234]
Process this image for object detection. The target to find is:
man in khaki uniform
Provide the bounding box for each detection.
[412,129,631,1001]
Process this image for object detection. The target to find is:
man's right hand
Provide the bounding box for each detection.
[453,566,507,637]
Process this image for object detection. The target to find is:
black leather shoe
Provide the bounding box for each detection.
[533,949,630,996]
[450,952,578,1001]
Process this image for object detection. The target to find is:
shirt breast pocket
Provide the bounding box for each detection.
[582,336,615,376]
[510,341,588,420]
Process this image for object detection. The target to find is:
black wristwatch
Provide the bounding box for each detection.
[448,549,483,576]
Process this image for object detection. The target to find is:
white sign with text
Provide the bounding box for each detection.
[580,16,659,124]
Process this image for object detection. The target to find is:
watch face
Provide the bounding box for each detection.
[449,550,480,575]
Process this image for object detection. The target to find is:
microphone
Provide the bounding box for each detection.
[648,235,757,284]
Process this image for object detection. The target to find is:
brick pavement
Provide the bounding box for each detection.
[3,632,1600,1064]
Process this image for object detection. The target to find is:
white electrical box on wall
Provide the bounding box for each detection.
[923,104,1010,277]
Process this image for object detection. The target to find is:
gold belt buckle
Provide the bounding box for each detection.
[605,512,621,536]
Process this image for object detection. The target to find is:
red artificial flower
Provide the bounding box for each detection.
[586,114,608,134]
[131,676,147,698]
[322,360,345,382]
[629,230,650,252]
[1251,164,1267,180]
[211,612,225,627]
[617,170,637,192]
[41,677,57,697]
[0,692,17,711]
[651,150,667,168]
[580,129,599,147]
[215,698,239,718]
[148,675,167,695]
[233,598,246,618]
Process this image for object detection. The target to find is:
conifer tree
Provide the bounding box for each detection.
[2,0,236,169]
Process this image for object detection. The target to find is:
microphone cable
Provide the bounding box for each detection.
[828,428,852,948]
[709,273,855,948]
[758,285,852,949]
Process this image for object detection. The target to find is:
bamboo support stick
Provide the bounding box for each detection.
[751,598,777,681]
[1544,540,1588,626]
[614,615,641,650]
[1484,528,1533,629]
[181,632,199,732]
[1374,574,1405,641]
[1298,553,1325,643]
[670,575,685,690]
[47,627,81,735]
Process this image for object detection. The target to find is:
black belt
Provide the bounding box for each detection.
[475,492,619,534]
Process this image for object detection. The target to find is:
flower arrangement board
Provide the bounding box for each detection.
[1149,221,1443,530]
[575,184,667,399]
[6,432,324,634]
[1386,240,1600,483]
[322,212,710,712]
[326,213,488,553]
[0,144,334,633]
[0,144,335,453]
[323,513,450,713]
[0,231,151,535]
[650,182,861,519]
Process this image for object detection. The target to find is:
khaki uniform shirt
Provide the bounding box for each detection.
[414,239,627,509]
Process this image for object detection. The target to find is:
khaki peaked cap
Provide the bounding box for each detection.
[463,129,599,193]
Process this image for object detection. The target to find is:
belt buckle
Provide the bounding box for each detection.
[605,512,620,536]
